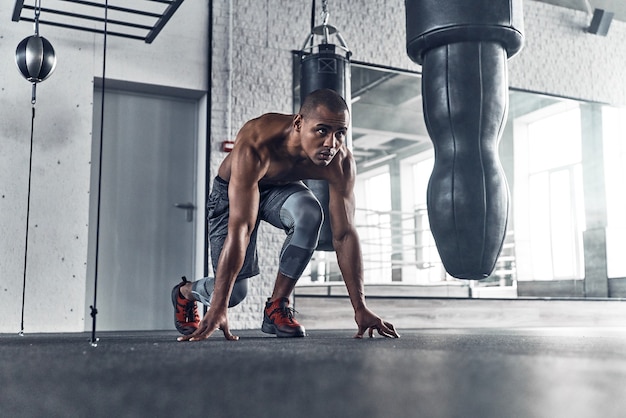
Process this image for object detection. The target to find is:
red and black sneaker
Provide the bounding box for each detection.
[171,276,199,335]
[261,297,306,338]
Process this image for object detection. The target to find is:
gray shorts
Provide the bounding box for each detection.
[207,176,310,281]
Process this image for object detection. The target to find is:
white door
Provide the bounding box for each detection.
[86,86,199,331]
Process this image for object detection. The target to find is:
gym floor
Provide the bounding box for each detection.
[2,325,626,418]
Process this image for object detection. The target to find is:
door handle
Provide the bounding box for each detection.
[174,202,195,222]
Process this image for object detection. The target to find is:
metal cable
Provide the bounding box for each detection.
[90,0,109,347]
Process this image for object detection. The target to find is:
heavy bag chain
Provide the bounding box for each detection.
[34,0,41,36]
[321,0,329,25]
[31,0,43,105]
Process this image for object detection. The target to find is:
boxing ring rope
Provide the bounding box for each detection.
[304,207,517,286]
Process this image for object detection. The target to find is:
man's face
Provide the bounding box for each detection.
[298,105,349,167]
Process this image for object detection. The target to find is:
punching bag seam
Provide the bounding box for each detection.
[486,45,511,273]
[478,42,488,271]
[444,44,465,274]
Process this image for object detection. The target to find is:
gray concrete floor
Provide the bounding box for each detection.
[2,327,626,418]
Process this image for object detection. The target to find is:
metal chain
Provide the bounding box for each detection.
[34,0,42,35]
[321,0,329,25]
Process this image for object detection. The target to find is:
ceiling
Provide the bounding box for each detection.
[535,0,626,22]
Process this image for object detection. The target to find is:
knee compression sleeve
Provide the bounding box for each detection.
[191,277,248,308]
[279,191,323,279]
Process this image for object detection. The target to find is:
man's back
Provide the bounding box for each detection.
[217,107,351,186]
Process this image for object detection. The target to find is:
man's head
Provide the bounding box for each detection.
[295,89,350,167]
[299,88,350,118]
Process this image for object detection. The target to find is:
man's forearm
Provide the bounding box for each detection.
[210,273,236,309]
[334,231,367,311]
[211,237,246,308]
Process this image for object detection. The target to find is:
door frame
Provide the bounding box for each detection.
[85,78,208,331]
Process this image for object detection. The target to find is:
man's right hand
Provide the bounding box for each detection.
[177,306,239,342]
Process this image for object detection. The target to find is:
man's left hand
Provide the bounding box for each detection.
[354,306,400,339]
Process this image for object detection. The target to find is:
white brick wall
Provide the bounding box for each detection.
[211,0,626,329]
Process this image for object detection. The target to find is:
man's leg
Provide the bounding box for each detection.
[173,176,260,336]
[173,275,252,337]
[260,188,324,337]
[270,272,297,301]
[179,277,248,307]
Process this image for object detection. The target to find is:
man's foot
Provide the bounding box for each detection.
[171,276,199,335]
[261,297,306,338]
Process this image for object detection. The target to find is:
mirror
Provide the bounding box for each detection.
[294,59,626,299]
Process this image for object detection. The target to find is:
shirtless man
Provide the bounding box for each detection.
[172,88,399,341]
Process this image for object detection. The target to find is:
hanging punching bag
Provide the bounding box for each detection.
[15,35,57,83]
[300,42,351,251]
[405,0,524,279]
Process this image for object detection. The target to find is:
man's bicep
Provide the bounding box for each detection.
[225,179,258,231]
[227,178,260,229]
[227,144,265,227]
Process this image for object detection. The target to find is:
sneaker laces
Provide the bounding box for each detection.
[268,303,298,323]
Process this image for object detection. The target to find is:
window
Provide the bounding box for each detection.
[514,102,585,280]
[400,153,446,283]
[355,166,392,283]
[294,58,626,298]
[603,106,626,278]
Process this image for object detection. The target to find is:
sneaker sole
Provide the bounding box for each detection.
[261,319,306,338]
[171,283,198,336]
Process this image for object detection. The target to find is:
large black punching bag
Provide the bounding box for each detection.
[405,0,524,279]
[300,42,351,251]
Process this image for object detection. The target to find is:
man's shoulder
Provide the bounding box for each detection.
[236,112,292,144]
[240,113,292,138]
[322,147,356,184]
[248,112,293,125]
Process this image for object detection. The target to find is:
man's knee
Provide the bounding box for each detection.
[191,277,248,307]
[296,195,324,238]
[281,191,323,249]
[278,191,323,279]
